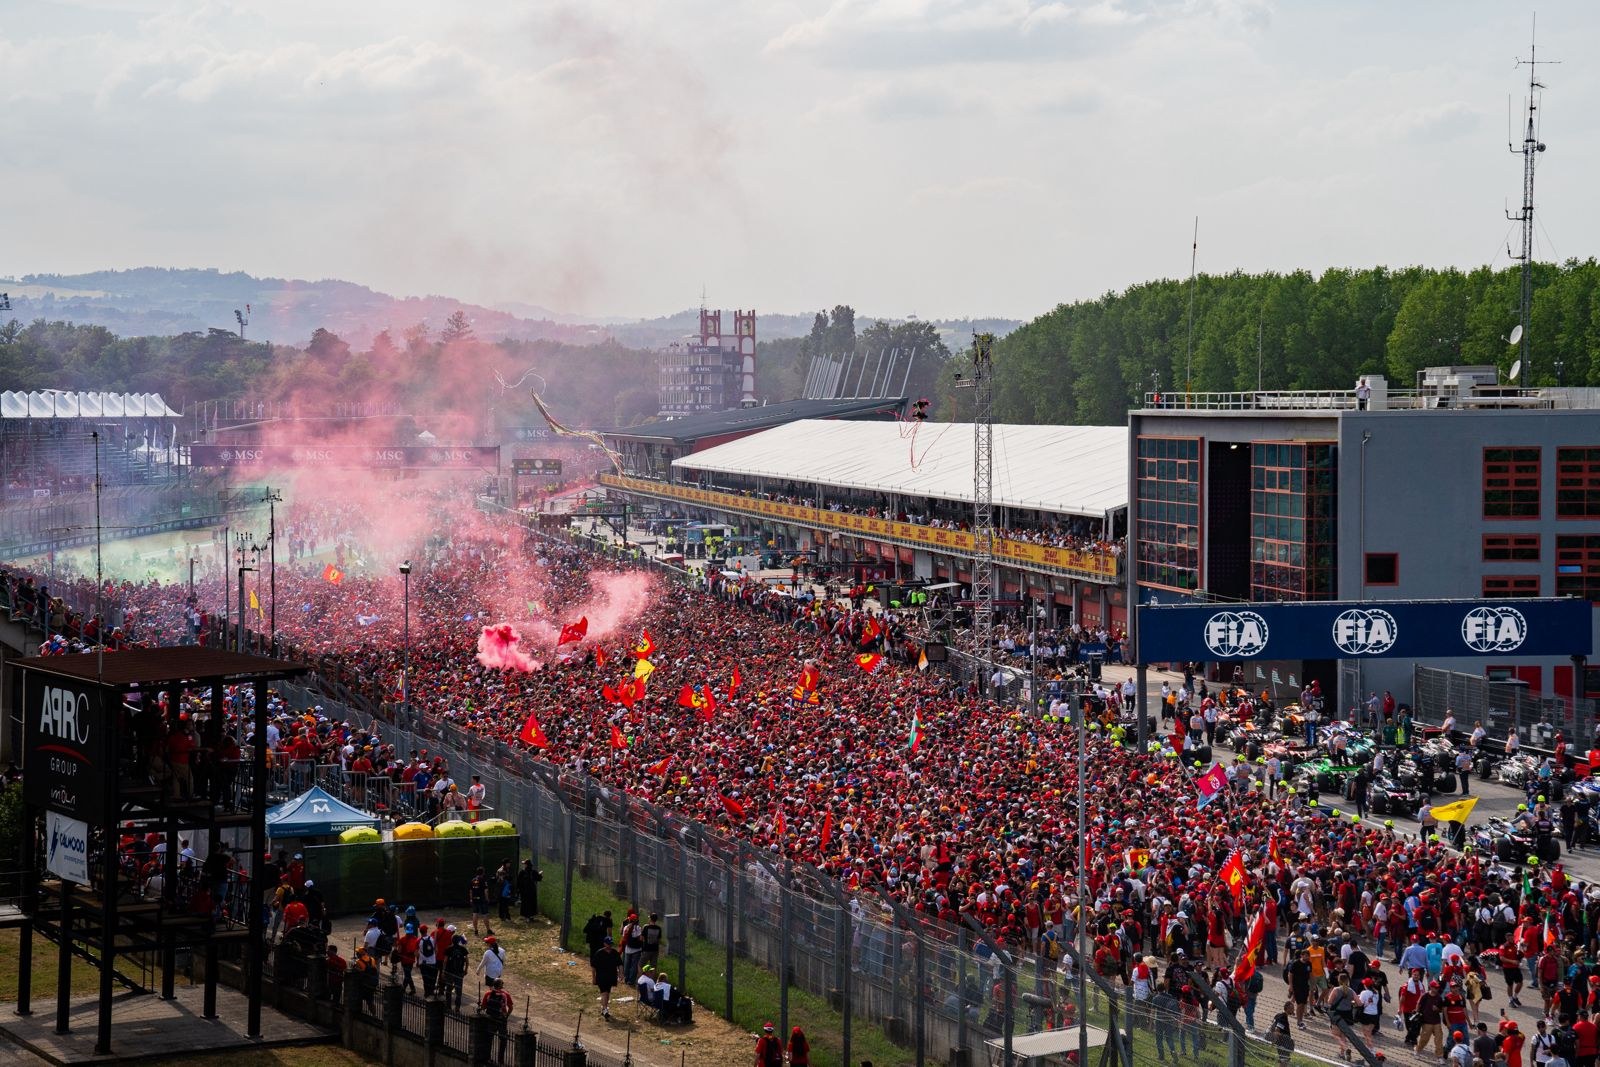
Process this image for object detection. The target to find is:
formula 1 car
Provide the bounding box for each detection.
[1294,758,1360,796]
[1496,753,1542,789]
[1469,816,1560,864]
[1364,773,1427,818]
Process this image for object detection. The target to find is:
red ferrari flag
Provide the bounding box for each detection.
[677,685,701,709]
[1268,834,1285,871]
[609,724,627,750]
[819,811,834,849]
[633,630,656,658]
[774,807,787,838]
[322,564,344,585]
[860,616,883,644]
[557,617,588,646]
[699,685,717,723]
[601,683,619,704]
[595,647,608,668]
[518,712,550,749]
[1219,850,1248,905]
[854,653,884,675]
[1232,909,1269,984]
[729,666,743,695]
[791,662,822,702]
[629,677,648,701]
[720,794,746,820]
[644,756,671,776]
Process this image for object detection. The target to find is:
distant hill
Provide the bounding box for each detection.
[1,267,1020,350]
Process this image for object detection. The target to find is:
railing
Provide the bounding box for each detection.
[1140,388,1555,412]
[599,473,1124,583]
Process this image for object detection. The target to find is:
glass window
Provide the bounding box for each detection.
[1135,436,1201,589]
[1556,447,1600,519]
[1484,446,1541,519]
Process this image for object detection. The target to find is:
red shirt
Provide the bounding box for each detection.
[1574,1018,1598,1056]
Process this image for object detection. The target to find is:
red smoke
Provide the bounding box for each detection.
[476,623,542,673]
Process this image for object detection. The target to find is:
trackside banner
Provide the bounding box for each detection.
[1138,598,1592,661]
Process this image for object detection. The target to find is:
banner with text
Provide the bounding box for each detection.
[191,445,500,470]
[1138,598,1593,662]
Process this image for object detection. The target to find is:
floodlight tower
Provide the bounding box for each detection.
[1507,19,1556,384]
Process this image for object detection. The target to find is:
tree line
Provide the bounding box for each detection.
[987,260,1600,426]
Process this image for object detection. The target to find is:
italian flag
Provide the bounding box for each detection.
[908,710,924,754]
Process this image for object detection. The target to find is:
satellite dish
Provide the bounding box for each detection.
[1509,324,1524,346]
[1510,360,1522,382]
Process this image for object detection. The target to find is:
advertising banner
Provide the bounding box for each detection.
[1138,598,1593,662]
[45,810,91,885]
[22,674,108,822]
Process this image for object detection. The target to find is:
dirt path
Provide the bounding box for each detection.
[328,913,759,1067]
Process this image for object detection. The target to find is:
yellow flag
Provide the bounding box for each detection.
[1428,796,1479,824]
[633,658,656,681]
[249,590,260,611]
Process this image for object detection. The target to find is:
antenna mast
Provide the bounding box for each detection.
[1184,217,1198,398]
[1507,16,1556,385]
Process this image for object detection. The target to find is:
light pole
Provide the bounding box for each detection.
[400,560,412,720]
[262,487,281,654]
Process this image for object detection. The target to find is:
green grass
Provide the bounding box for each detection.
[0,928,103,1000]
[536,855,908,1067]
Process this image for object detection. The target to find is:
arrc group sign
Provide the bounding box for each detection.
[22,676,108,822]
[1139,598,1592,663]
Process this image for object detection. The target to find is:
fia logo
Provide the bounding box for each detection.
[1203,611,1270,658]
[1331,608,1399,656]
[1461,605,1528,653]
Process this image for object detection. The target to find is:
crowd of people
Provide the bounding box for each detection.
[8,484,1596,1067]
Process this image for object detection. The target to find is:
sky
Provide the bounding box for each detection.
[1,0,1597,322]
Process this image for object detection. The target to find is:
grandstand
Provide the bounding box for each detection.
[0,389,184,503]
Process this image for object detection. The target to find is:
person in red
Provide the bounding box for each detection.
[396,924,421,995]
[1502,1020,1527,1067]
[1572,1006,1598,1067]
[281,890,309,935]
[787,1025,811,1066]
[754,1021,782,1067]
[324,945,347,1005]
[165,719,196,801]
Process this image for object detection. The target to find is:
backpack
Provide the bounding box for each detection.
[1247,971,1265,995]
[1554,1028,1578,1061]
[485,990,509,1018]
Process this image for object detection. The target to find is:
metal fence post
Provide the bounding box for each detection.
[561,805,577,949]
[778,865,791,1044]
[724,858,736,1022]
[676,832,689,994]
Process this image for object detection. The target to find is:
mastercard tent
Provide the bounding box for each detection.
[265,786,381,838]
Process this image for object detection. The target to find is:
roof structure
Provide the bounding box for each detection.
[601,397,905,444]
[0,390,183,419]
[12,647,309,689]
[673,419,1128,518]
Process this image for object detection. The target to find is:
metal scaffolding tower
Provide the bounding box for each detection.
[967,334,996,689]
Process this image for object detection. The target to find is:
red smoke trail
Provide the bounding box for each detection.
[476,623,543,673]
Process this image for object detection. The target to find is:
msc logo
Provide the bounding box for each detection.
[1332,608,1399,656]
[1204,611,1270,658]
[39,686,92,746]
[1462,605,1528,653]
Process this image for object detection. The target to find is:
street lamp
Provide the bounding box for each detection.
[399,560,412,720]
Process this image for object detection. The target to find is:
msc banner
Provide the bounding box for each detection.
[21,674,108,822]
[1139,598,1593,662]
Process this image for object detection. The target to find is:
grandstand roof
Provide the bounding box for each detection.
[672,420,1128,518]
[601,397,905,445]
[0,390,182,419]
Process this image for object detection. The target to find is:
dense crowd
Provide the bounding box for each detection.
[9,489,1596,1067]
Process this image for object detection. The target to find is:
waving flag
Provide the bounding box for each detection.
[518,712,550,749]
[645,756,672,776]
[609,724,627,750]
[633,630,656,658]
[1195,762,1229,810]
[1124,848,1151,871]
[601,683,619,704]
[819,812,834,849]
[633,658,656,682]
[1219,849,1248,904]
[917,649,929,672]
[1232,908,1269,984]
[677,685,703,709]
[322,564,344,585]
[860,616,883,645]
[595,647,608,668]
[699,685,717,722]
[854,653,884,675]
[557,617,588,646]
[1268,834,1285,871]
[729,666,742,695]
[908,710,924,753]
[1428,796,1479,824]
[774,807,787,838]
[792,663,822,703]
[720,794,746,820]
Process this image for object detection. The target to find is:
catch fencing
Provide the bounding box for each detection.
[1412,664,1598,750]
[324,708,1351,1067]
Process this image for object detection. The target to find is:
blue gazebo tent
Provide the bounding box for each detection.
[265,786,381,838]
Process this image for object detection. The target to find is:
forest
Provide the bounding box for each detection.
[987,260,1600,426]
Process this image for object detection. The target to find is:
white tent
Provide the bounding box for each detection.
[0,390,182,420]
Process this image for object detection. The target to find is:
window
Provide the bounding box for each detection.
[1556,535,1600,602]
[1483,446,1541,518]
[1483,575,1540,598]
[1364,553,1398,586]
[1135,436,1201,590]
[1483,534,1541,561]
[1556,447,1600,519]
[1249,441,1338,601]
